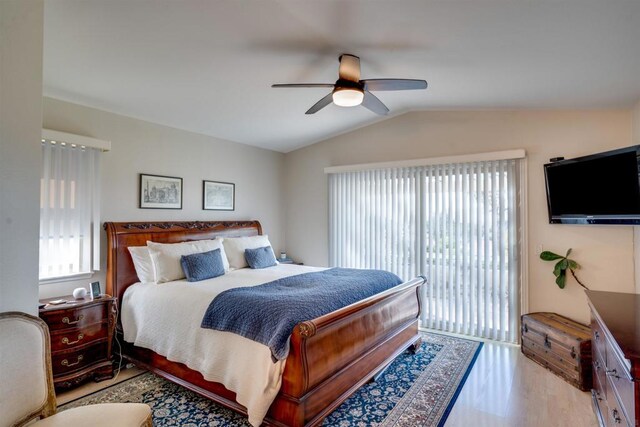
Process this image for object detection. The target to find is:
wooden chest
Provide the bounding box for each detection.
[521,312,592,391]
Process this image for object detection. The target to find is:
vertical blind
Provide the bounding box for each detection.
[40,141,101,280]
[329,159,521,343]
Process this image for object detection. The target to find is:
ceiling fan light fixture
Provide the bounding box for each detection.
[332,88,364,107]
[273,53,427,115]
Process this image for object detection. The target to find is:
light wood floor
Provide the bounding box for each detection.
[57,338,599,426]
[445,339,598,427]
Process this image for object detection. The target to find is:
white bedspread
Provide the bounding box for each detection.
[121,264,324,426]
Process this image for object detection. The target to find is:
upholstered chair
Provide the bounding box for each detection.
[0,312,152,427]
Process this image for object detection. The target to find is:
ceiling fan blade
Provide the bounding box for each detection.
[338,54,361,82]
[362,91,389,115]
[362,79,428,91]
[305,93,334,114]
[272,83,334,88]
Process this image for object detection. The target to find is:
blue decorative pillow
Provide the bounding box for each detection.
[245,246,277,269]
[180,249,225,282]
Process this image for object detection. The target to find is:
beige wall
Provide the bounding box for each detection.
[634,100,640,144]
[41,97,285,298]
[284,110,634,324]
[633,99,640,293]
[0,0,44,315]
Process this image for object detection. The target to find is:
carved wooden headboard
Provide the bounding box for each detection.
[104,221,262,309]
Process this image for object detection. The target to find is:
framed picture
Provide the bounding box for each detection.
[203,180,235,211]
[139,173,183,209]
[90,281,101,299]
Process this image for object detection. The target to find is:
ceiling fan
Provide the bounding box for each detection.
[272,54,428,115]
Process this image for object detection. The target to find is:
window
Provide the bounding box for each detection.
[39,138,102,281]
[328,155,524,343]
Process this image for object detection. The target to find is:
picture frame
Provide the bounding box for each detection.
[203,180,235,211]
[90,281,101,299]
[139,173,183,209]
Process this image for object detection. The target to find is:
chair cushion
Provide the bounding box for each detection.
[34,403,151,427]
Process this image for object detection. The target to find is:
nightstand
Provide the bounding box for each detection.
[39,295,116,390]
[278,257,303,265]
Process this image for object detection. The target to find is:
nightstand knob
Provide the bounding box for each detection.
[61,333,84,345]
[61,355,83,367]
[61,314,84,325]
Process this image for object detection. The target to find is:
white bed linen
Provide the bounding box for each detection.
[121,263,324,426]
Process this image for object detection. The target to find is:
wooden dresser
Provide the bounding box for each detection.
[587,291,640,427]
[39,295,116,390]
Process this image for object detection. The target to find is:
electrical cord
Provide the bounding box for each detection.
[109,302,124,383]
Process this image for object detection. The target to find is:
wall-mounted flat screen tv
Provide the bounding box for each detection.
[544,145,640,224]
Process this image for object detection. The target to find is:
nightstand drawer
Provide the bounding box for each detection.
[51,341,108,376]
[41,302,107,331]
[49,322,107,351]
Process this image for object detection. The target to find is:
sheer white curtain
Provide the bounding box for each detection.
[329,159,521,343]
[40,141,101,280]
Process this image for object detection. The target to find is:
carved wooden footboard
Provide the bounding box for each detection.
[105,221,424,427]
[276,277,423,426]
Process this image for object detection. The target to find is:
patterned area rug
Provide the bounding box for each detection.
[61,332,482,426]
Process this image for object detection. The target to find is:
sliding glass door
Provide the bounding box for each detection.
[329,159,522,343]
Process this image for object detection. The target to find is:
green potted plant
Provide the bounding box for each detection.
[539,248,588,290]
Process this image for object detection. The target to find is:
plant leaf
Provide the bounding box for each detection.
[553,262,563,277]
[556,272,566,289]
[540,251,563,261]
[554,259,568,274]
[568,260,579,270]
[566,248,572,257]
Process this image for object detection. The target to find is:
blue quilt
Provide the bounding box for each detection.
[200,268,403,361]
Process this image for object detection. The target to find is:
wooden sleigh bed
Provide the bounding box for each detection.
[105,220,425,427]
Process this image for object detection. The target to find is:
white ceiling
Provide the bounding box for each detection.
[44,0,640,153]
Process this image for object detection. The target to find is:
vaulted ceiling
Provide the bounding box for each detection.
[44,0,640,152]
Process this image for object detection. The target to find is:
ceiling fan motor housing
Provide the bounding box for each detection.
[334,79,363,91]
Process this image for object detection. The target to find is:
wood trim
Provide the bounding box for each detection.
[106,220,425,426]
[0,312,57,426]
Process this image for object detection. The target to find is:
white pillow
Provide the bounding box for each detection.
[222,235,273,270]
[128,246,156,283]
[191,239,230,272]
[147,239,229,283]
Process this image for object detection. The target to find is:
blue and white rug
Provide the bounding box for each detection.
[61,332,482,426]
